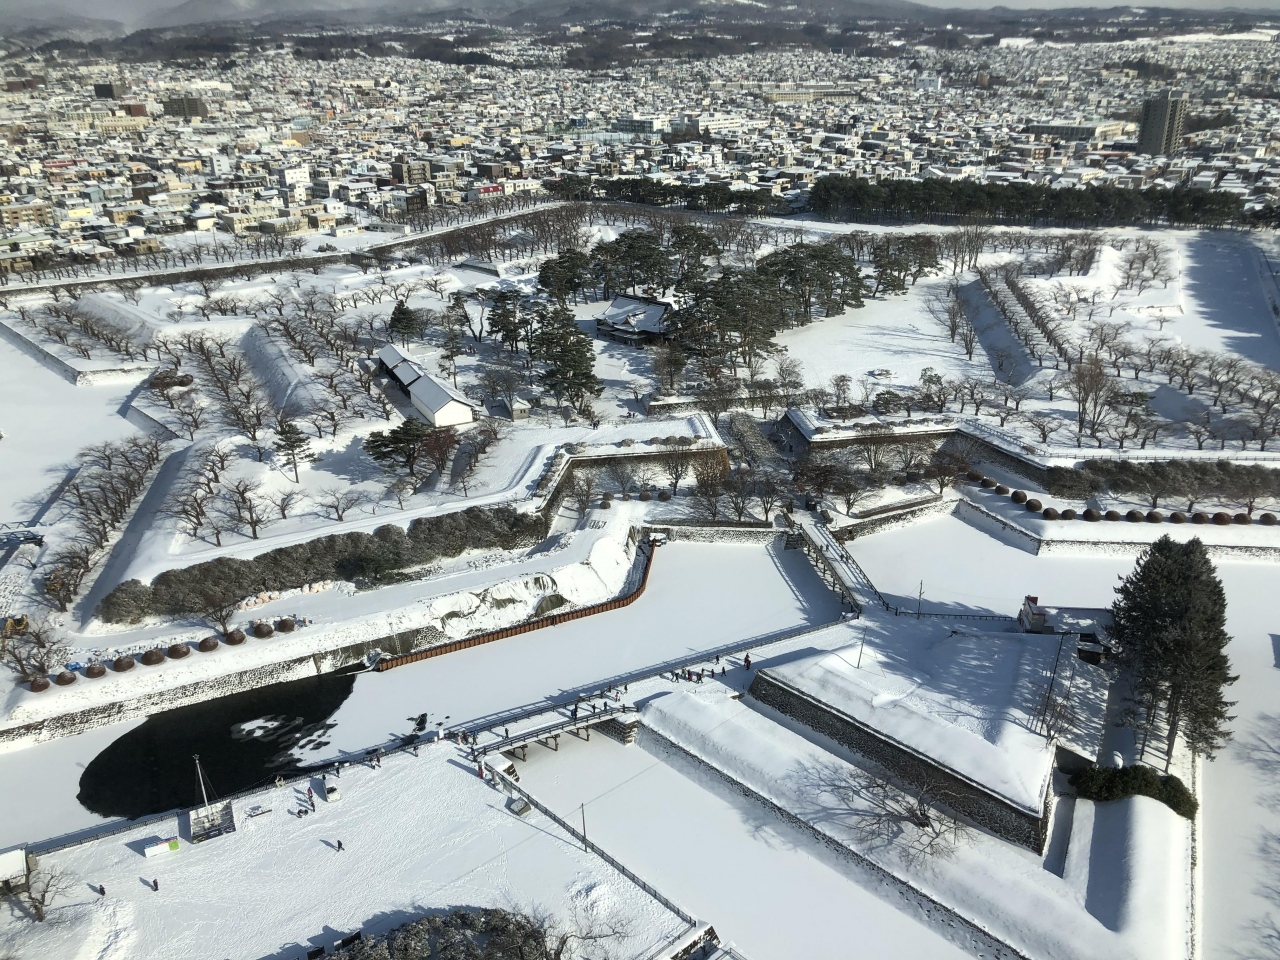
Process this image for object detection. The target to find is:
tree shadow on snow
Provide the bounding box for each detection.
[309,435,395,484]
[1181,236,1280,372]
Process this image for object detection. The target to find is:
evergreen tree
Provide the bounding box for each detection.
[1111,535,1236,769]
[532,303,602,420]
[388,300,419,346]
[1161,541,1236,768]
[438,314,466,387]
[364,419,432,477]
[486,290,523,355]
[273,420,317,483]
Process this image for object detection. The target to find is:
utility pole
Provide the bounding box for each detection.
[917,581,924,619]
[580,803,587,850]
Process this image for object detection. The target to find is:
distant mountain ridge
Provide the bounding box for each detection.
[2,0,1278,40]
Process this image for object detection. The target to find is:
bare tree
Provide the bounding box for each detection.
[1,620,70,682]
[24,866,72,922]
[266,489,307,519]
[604,459,635,495]
[723,469,756,521]
[567,473,596,516]
[691,455,728,520]
[315,486,372,522]
[221,478,275,539]
[658,444,693,492]
[793,759,972,866]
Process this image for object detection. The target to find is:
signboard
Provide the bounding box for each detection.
[144,838,180,858]
[190,802,236,844]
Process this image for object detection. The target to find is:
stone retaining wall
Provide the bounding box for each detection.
[749,671,1049,852]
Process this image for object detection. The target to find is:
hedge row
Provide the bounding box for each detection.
[99,507,547,624]
[1069,765,1198,820]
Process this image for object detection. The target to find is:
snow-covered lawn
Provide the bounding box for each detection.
[0,335,140,521]
[775,277,978,394]
[0,744,689,960]
[514,729,971,960]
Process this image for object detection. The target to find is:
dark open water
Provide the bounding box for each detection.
[77,670,358,819]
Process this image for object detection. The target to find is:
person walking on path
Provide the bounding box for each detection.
[744,654,752,670]
[152,879,159,892]
[98,885,105,897]
[336,840,344,852]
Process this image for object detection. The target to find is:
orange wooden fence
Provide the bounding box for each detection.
[374,542,658,672]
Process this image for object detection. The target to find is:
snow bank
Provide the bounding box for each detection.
[641,692,1190,960]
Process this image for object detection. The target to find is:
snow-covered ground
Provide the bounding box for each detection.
[763,628,1108,815]
[639,689,1188,960]
[775,275,978,394]
[515,730,971,960]
[846,515,1280,960]
[0,744,690,960]
[0,334,140,521]
[0,539,843,850]
[303,538,844,761]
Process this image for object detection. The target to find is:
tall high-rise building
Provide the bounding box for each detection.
[1138,91,1188,157]
[94,81,127,100]
[163,96,209,119]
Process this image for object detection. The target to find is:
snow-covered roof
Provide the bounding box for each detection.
[595,295,669,335]
[408,370,474,414]
[376,343,426,388]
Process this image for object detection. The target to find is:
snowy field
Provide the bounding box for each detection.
[0,335,139,521]
[0,745,690,960]
[776,275,978,391]
[515,731,971,960]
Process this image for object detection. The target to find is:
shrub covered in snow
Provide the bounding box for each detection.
[1070,765,1197,819]
[97,507,548,623]
[332,907,616,960]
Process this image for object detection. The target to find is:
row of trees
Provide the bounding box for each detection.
[1046,459,1280,516]
[44,437,166,612]
[99,506,546,624]
[807,176,1246,228]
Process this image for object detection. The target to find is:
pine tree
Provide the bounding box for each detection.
[439,323,465,387]
[364,419,431,477]
[1111,535,1236,768]
[273,420,316,483]
[1160,540,1236,769]
[388,300,419,346]
[487,290,522,355]
[532,303,601,420]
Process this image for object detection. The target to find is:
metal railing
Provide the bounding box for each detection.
[490,767,698,928]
